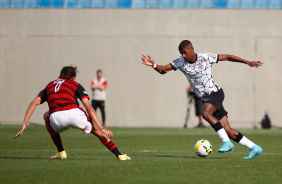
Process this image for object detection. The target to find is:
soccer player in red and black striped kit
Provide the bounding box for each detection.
[15,66,130,160]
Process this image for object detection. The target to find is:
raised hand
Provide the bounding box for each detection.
[141,54,154,67]
[248,61,264,68]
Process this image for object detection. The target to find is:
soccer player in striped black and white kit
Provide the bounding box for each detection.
[141,40,263,159]
[15,66,130,160]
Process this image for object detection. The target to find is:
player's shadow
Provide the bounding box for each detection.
[132,154,223,159]
[0,155,101,160]
[0,156,48,160]
[155,155,194,159]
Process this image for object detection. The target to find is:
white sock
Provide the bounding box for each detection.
[217,128,230,142]
[239,136,255,149]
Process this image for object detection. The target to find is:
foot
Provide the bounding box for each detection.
[50,151,67,159]
[218,141,235,153]
[196,123,205,128]
[243,145,263,159]
[118,154,131,161]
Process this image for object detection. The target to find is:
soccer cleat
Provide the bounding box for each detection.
[50,151,67,159]
[218,141,235,153]
[243,145,263,159]
[118,154,131,161]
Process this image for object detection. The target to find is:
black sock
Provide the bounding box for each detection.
[105,141,122,157]
[212,122,223,132]
[233,132,243,143]
[111,148,122,158]
[98,138,122,157]
[57,144,64,152]
[51,134,64,152]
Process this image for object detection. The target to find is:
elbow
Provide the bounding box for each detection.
[226,55,235,61]
[33,97,41,106]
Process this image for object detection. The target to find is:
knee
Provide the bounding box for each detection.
[43,112,49,122]
[92,128,102,137]
[93,129,99,136]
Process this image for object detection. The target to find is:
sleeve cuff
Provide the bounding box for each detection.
[170,63,177,71]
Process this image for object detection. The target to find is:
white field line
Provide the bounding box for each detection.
[141,150,180,153]
[1,149,281,155]
[228,152,282,155]
[0,149,109,152]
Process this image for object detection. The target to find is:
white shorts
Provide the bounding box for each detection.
[49,108,92,134]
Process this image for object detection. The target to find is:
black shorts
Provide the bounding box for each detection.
[204,89,228,120]
[194,94,203,116]
[91,100,105,111]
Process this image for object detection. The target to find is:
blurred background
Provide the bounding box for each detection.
[0,0,281,128]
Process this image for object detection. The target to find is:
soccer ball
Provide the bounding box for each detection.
[194,139,212,157]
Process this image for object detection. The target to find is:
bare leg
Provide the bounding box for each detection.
[43,112,65,153]
[201,103,231,144]
[90,122,122,157]
[91,121,110,142]
[219,115,239,140]
[201,103,218,126]
[220,114,262,159]
[201,101,261,158]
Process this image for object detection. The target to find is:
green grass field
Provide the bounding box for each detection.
[1,125,282,184]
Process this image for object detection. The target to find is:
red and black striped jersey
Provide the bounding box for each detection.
[37,78,89,114]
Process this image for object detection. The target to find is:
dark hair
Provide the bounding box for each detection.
[59,66,77,80]
[178,40,192,51]
[97,69,102,73]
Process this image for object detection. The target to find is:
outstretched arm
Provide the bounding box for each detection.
[14,97,41,139]
[218,54,263,68]
[141,54,173,74]
[81,98,113,138]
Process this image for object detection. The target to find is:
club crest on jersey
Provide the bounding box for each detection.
[197,62,204,70]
